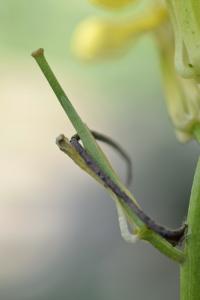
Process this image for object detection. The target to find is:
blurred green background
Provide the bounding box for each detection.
[1,1,199,299]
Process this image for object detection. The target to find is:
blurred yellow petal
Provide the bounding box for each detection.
[71,17,134,61]
[89,0,137,10]
[71,7,167,61]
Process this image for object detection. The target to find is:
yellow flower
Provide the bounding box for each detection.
[156,25,200,142]
[71,6,167,61]
[71,0,200,142]
[165,76,200,142]
[89,0,137,10]
[166,0,200,81]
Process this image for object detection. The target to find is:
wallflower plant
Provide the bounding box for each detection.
[32,0,200,299]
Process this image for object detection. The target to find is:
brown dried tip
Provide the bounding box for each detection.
[56,134,70,149]
[56,134,65,146]
[31,48,44,58]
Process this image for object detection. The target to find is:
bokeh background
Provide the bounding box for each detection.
[1,1,199,299]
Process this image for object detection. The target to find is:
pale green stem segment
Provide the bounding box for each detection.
[180,153,200,299]
[32,48,185,263]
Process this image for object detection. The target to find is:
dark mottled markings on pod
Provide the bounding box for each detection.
[73,131,133,186]
[70,134,185,246]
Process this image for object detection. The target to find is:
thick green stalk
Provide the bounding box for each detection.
[180,156,200,299]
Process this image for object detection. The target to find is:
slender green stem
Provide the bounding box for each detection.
[145,231,185,264]
[180,157,200,299]
[32,48,185,263]
[32,48,142,200]
[32,48,118,183]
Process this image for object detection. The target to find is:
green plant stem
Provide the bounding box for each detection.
[32,49,118,182]
[32,49,137,202]
[180,156,200,299]
[32,48,185,263]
